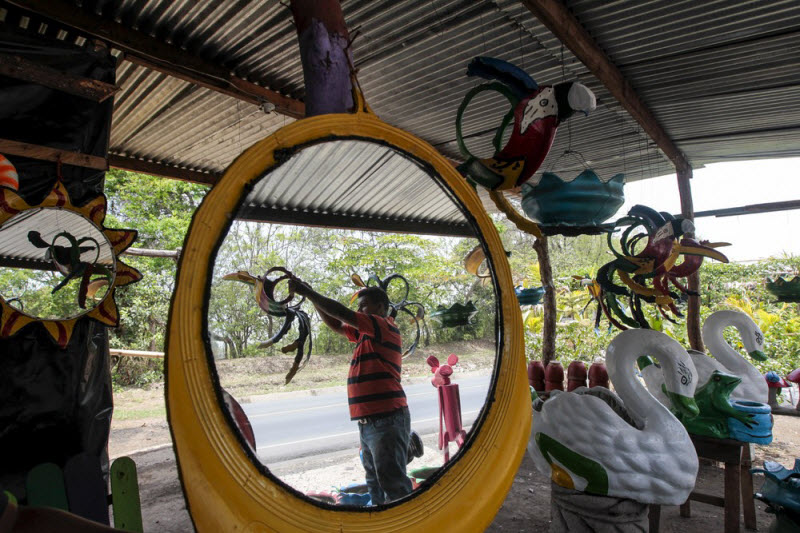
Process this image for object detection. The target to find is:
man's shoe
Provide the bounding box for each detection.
[407,430,424,463]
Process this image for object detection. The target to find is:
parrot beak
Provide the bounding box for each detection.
[223,271,257,285]
[676,242,729,263]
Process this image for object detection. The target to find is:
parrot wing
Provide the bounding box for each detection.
[466,56,537,100]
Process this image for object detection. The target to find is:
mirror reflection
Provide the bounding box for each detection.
[0,208,115,320]
[207,140,497,505]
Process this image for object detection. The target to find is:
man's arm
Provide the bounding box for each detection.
[315,305,348,337]
[289,280,359,333]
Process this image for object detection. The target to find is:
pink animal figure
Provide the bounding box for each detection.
[427,354,467,462]
[567,361,588,391]
[528,360,545,391]
[544,361,565,392]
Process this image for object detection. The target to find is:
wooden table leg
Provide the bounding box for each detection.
[648,504,660,532]
[740,445,757,531]
[725,461,741,533]
[680,499,691,518]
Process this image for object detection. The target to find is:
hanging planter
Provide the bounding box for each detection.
[515,286,544,306]
[766,275,800,303]
[430,301,478,328]
[521,169,625,235]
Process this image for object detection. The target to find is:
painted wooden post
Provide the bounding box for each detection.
[677,164,704,352]
[290,0,354,117]
[533,235,557,366]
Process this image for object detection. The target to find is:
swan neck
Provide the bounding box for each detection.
[607,337,680,427]
[704,313,750,370]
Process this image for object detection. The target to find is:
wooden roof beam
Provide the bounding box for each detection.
[521,0,691,174]
[0,52,118,102]
[7,0,306,119]
[108,154,219,186]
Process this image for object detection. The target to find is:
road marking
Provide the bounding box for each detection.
[256,429,358,451]
[254,409,481,452]
[247,383,488,419]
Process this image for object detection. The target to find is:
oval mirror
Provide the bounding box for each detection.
[0,207,116,320]
[167,113,528,532]
[208,139,497,500]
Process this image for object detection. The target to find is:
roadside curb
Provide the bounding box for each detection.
[112,442,173,460]
[242,385,348,404]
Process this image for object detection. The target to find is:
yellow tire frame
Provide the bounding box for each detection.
[166,111,529,532]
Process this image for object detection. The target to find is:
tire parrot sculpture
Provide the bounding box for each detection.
[350,272,428,358]
[455,57,596,238]
[223,267,312,384]
[585,205,729,330]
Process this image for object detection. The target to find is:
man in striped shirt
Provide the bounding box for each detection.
[289,280,413,505]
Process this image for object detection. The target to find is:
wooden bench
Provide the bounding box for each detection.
[24,453,142,532]
[680,434,757,533]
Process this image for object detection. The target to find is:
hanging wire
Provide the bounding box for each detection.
[636,124,645,182]
[429,0,445,39]
[519,24,525,72]
[620,112,627,178]
[479,6,487,54]
[236,99,243,155]
[559,43,574,154]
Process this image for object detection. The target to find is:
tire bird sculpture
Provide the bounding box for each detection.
[224,267,312,384]
[590,205,729,330]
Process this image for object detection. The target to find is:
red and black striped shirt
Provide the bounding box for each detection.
[343,312,406,420]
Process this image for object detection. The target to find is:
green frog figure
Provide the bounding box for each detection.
[671,370,754,440]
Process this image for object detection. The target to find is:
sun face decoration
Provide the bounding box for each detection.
[0,180,142,348]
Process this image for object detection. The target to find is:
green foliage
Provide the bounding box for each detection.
[49,171,800,388]
[208,223,496,356]
[103,170,208,353]
[641,257,800,376]
[111,356,164,389]
[509,219,800,380]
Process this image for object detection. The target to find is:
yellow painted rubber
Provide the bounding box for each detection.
[488,189,543,239]
[166,111,529,532]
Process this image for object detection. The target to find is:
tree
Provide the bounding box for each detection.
[103,169,208,351]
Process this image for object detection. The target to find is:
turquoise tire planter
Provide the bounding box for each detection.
[728,400,773,444]
[430,302,478,328]
[766,276,800,303]
[515,286,545,306]
[521,170,625,228]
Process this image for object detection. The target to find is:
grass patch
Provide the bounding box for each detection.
[114,407,167,420]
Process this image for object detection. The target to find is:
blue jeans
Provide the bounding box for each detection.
[358,407,413,505]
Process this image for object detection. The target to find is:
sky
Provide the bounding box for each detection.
[615,158,800,263]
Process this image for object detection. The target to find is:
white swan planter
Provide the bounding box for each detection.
[528,329,700,506]
[641,310,768,406]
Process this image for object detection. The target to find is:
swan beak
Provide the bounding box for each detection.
[749,349,769,362]
[666,391,700,418]
[530,386,540,402]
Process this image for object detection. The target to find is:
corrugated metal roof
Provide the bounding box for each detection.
[1,0,799,233]
[236,139,474,237]
[0,207,115,267]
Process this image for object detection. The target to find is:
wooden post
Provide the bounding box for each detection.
[677,164,704,352]
[533,236,556,366]
[290,0,354,117]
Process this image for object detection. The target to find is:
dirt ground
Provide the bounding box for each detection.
[109,342,800,531]
[113,414,800,532]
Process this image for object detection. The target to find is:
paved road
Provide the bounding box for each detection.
[243,373,492,464]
